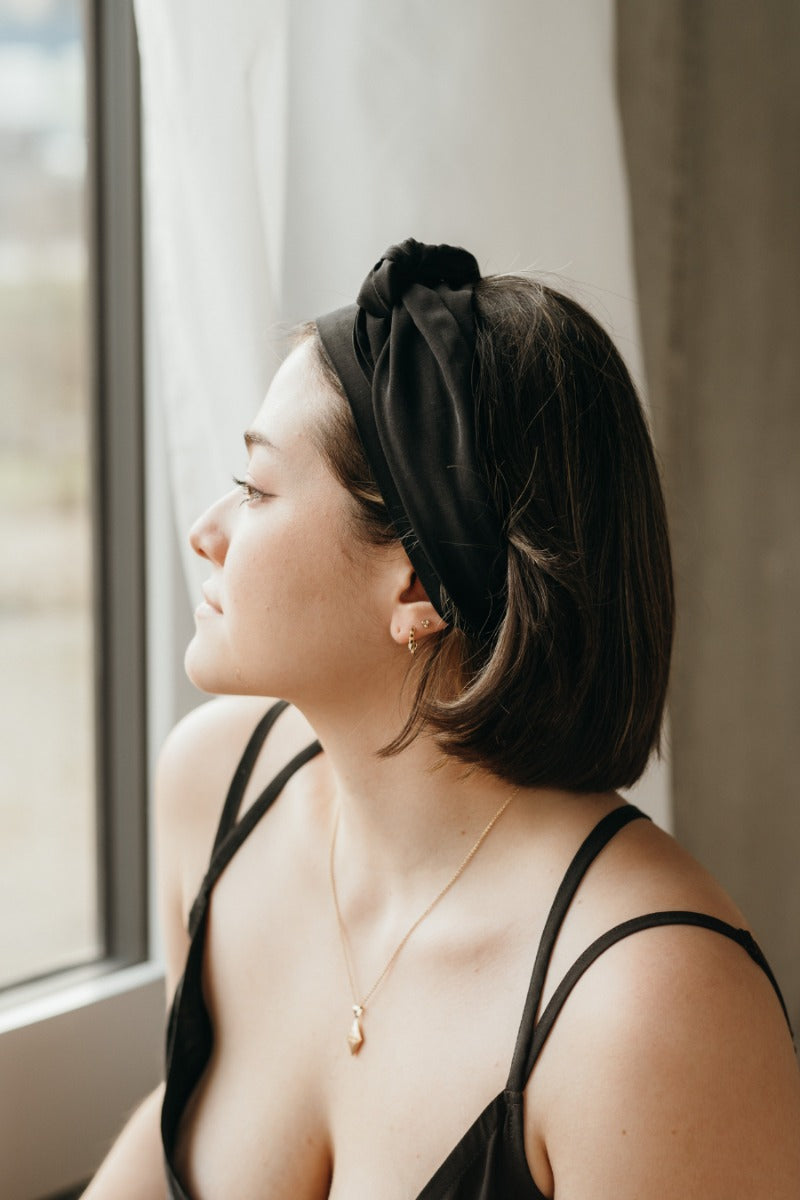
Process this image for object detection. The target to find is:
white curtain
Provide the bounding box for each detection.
[133,0,669,826]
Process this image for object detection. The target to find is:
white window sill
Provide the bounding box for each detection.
[0,961,165,1200]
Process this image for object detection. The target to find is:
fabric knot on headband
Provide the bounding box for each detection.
[316,238,507,638]
[357,238,481,317]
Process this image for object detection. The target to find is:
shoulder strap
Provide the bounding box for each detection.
[210,700,289,855]
[186,702,323,937]
[520,911,794,1084]
[507,804,650,1089]
[207,740,322,885]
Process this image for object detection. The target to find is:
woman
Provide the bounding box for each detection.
[85,240,800,1199]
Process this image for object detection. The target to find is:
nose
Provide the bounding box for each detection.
[189,490,233,566]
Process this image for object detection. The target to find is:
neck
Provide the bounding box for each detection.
[293,671,523,905]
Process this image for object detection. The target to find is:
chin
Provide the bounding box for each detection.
[183,639,230,695]
[184,640,277,699]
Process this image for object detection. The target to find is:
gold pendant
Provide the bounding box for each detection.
[348,1004,364,1055]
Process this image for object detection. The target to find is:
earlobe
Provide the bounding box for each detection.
[388,564,446,650]
[390,607,447,653]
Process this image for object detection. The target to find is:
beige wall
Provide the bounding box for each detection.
[617,0,800,1027]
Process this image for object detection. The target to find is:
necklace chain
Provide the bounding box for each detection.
[329,786,519,1054]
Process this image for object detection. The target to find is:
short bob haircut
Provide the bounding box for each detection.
[302,274,673,793]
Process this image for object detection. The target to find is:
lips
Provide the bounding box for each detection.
[201,587,223,613]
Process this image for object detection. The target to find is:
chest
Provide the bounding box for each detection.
[172,821,552,1200]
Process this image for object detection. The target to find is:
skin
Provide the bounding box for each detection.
[84,339,800,1200]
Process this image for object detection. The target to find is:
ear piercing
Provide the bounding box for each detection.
[408,619,434,653]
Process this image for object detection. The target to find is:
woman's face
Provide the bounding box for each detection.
[185,339,390,704]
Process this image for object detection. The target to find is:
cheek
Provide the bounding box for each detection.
[227,506,346,635]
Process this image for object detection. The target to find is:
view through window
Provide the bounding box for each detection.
[0,0,100,987]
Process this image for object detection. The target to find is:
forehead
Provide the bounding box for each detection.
[248,338,332,449]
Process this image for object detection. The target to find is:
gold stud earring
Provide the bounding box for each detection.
[408,626,417,655]
[421,619,431,629]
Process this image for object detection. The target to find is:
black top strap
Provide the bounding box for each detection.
[507,804,649,1089]
[521,910,794,1083]
[164,722,323,1163]
[187,717,322,938]
[210,700,289,856]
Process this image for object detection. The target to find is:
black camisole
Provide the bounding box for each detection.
[161,701,792,1200]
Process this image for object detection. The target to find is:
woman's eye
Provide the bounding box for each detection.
[232,475,269,505]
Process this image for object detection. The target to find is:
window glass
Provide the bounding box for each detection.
[0,0,100,988]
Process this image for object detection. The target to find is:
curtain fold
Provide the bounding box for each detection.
[618,0,800,1021]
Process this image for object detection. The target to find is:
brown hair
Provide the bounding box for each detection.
[303,275,673,792]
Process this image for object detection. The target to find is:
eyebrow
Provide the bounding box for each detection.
[244,430,281,453]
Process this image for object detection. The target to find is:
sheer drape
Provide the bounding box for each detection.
[133,0,669,825]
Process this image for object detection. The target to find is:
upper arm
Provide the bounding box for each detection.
[153,716,195,1008]
[153,695,281,1006]
[83,697,283,1195]
[530,925,800,1199]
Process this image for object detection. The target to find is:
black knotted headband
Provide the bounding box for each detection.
[316,238,507,638]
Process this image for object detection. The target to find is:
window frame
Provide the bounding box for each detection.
[88,0,148,968]
[0,4,164,1196]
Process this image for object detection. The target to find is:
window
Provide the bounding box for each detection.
[0,4,162,1197]
[1,0,146,992]
[0,0,100,989]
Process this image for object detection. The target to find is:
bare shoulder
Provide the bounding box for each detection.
[154,696,318,922]
[527,808,800,1198]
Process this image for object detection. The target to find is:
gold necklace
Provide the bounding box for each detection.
[329,786,519,1055]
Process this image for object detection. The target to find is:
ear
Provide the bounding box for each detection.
[388,563,447,651]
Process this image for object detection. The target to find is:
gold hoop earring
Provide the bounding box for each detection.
[408,626,417,655]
